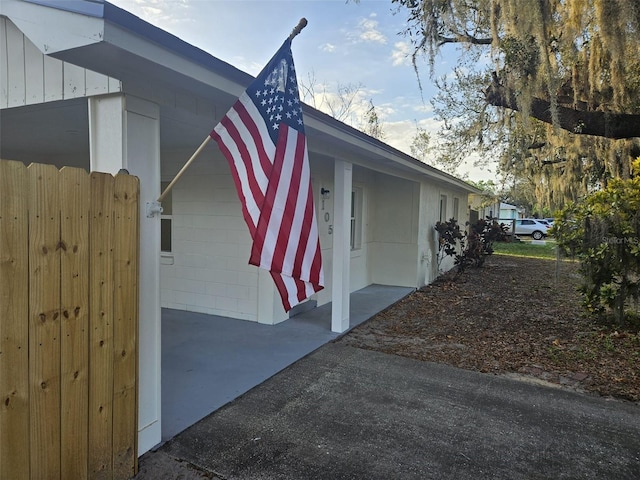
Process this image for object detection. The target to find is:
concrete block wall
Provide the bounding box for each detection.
[368,173,421,287]
[418,182,470,286]
[160,149,259,321]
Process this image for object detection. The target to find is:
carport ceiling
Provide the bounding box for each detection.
[0,98,215,160]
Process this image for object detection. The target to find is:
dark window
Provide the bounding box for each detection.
[439,195,447,222]
[160,181,172,252]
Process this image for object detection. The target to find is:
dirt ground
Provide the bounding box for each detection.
[340,254,640,403]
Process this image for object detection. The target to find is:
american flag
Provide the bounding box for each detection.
[211,39,324,312]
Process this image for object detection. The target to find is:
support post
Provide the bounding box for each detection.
[331,159,352,333]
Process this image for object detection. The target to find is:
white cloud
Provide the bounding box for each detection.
[308,86,372,126]
[320,43,336,53]
[356,16,387,44]
[229,58,264,76]
[459,154,497,182]
[383,117,496,181]
[383,118,441,157]
[391,41,412,66]
[412,103,434,114]
[119,0,192,28]
[380,95,433,116]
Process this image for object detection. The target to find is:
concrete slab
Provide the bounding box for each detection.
[141,342,640,480]
[161,284,414,441]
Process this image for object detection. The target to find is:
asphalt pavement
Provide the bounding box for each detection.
[134,341,640,480]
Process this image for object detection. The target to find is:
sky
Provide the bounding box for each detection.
[108,0,496,181]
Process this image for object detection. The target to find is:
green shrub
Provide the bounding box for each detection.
[553,159,640,325]
[435,217,508,273]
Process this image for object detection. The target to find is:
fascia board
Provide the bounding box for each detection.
[99,21,245,98]
[304,113,478,194]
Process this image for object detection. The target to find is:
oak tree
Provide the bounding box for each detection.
[393,0,640,208]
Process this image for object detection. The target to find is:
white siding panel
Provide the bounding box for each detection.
[85,68,109,95]
[1,18,9,108]
[5,19,25,107]
[24,38,44,104]
[108,76,121,93]
[43,54,63,102]
[0,18,121,109]
[63,61,85,98]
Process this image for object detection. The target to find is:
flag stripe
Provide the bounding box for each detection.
[234,96,274,179]
[277,131,306,274]
[286,142,313,279]
[212,119,263,230]
[292,182,314,279]
[210,128,257,235]
[266,125,304,275]
[248,127,285,269]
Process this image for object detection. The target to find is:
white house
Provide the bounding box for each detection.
[469,192,500,223]
[0,0,478,455]
[499,202,523,220]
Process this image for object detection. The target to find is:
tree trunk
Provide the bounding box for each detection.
[614,282,627,326]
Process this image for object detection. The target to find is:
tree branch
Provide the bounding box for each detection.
[485,75,640,139]
[437,34,493,46]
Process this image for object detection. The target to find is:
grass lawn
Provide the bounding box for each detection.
[492,238,559,259]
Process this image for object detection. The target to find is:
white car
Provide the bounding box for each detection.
[514,218,550,240]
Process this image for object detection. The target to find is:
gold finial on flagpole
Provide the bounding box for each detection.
[289,18,308,41]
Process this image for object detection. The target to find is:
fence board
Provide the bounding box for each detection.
[59,167,90,480]
[27,163,62,480]
[0,160,30,480]
[1,160,139,480]
[112,174,140,478]
[88,172,115,479]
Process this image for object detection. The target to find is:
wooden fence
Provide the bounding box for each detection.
[0,160,139,480]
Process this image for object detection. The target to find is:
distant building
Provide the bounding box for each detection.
[499,202,524,220]
[468,192,500,223]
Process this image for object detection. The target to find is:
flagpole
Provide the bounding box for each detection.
[157,136,211,203]
[152,17,308,208]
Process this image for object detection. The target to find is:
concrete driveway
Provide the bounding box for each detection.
[135,342,640,479]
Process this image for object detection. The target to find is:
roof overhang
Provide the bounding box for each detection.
[1,0,479,193]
